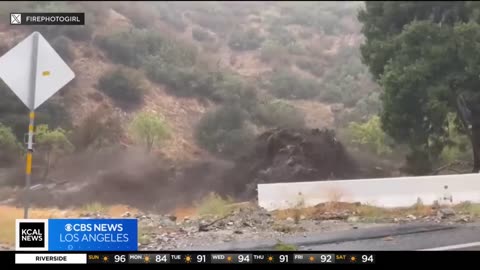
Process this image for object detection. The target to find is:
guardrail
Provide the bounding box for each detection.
[257,173,480,210]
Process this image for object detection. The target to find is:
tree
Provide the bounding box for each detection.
[129,112,170,153]
[347,116,392,155]
[35,125,74,180]
[268,69,319,100]
[256,100,306,129]
[439,113,471,163]
[358,2,480,173]
[98,68,146,110]
[195,105,255,157]
[0,123,21,165]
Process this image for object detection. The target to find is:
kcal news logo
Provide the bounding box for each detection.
[16,218,138,251]
[16,219,49,251]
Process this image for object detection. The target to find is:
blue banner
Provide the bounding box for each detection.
[48,219,138,251]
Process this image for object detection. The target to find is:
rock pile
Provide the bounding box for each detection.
[224,128,358,199]
[197,206,275,232]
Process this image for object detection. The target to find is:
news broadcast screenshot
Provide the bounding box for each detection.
[0,1,479,266]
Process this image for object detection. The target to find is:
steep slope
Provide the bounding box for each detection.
[0,2,378,162]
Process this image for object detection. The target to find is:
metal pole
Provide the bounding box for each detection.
[24,111,35,218]
[24,32,39,219]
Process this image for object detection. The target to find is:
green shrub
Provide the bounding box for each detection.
[347,116,393,156]
[35,124,74,180]
[259,40,289,64]
[129,111,170,153]
[0,123,22,165]
[96,30,149,67]
[318,86,344,104]
[211,74,258,110]
[296,59,324,77]
[268,69,320,99]
[334,92,382,127]
[256,100,305,129]
[439,113,471,163]
[146,58,256,106]
[320,71,368,107]
[145,58,213,98]
[228,28,264,51]
[98,68,145,110]
[51,36,75,63]
[97,29,197,69]
[351,92,382,118]
[192,27,213,42]
[196,192,234,217]
[195,105,255,157]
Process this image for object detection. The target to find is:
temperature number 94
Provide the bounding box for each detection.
[362,255,374,263]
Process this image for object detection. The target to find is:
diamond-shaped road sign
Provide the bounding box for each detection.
[0,31,75,110]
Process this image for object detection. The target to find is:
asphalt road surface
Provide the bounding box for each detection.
[188,222,480,251]
[299,223,480,251]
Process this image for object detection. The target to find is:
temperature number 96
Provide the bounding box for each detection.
[114,255,126,263]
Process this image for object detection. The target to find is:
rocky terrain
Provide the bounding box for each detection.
[132,203,479,250]
[1,199,478,251]
[68,204,480,250]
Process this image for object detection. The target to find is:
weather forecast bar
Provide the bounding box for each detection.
[9,252,375,264]
[1,251,480,265]
[15,253,87,264]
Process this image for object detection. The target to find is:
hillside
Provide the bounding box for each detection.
[0,1,381,161]
[0,1,409,210]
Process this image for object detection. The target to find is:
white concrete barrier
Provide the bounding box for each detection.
[257,173,480,211]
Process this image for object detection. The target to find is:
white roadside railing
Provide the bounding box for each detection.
[257,173,480,211]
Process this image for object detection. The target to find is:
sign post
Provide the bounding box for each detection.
[0,31,75,218]
[24,32,39,219]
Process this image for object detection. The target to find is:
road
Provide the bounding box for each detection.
[186,222,480,251]
[298,223,480,251]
